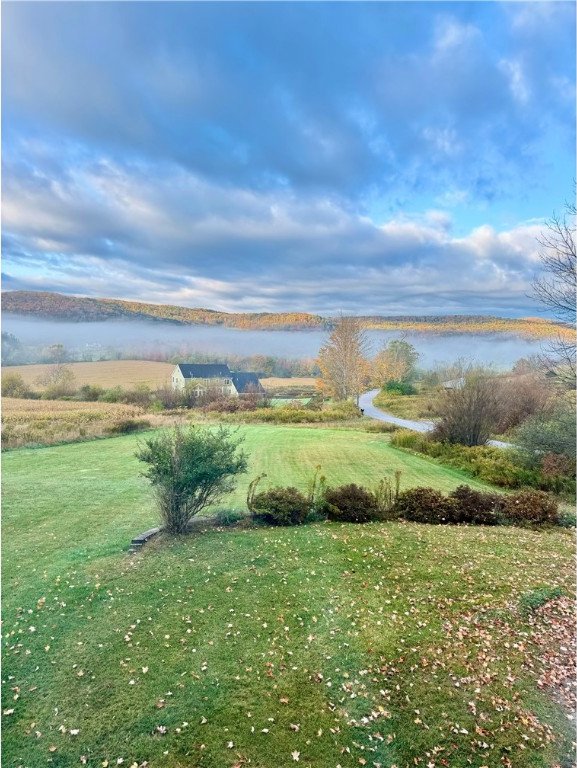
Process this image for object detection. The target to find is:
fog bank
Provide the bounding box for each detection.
[2,315,543,369]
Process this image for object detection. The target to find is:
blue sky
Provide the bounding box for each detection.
[2,1,575,316]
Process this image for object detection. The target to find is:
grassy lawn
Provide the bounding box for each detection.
[2,425,575,767]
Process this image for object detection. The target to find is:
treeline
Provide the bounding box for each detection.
[127,350,319,377]
[3,291,571,339]
[1,334,319,376]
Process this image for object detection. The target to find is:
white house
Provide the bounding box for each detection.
[171,363,264,397]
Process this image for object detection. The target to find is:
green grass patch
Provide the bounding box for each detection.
[519,586,565,614]
[2,425,575,767]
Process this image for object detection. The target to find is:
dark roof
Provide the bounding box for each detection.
[176,363,231,379]
[231,372,264,394]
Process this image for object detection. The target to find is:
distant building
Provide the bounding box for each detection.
[171,363,264,396]
[442,377,465,391]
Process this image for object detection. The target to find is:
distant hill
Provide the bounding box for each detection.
[1,290,570,339]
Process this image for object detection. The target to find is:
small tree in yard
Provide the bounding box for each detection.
[136,425,248,534]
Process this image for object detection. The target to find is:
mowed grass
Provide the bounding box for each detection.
[2,425,575,767]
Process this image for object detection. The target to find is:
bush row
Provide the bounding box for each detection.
[390,430,575,495]
[395,486,559,526]
[245,475,562,529]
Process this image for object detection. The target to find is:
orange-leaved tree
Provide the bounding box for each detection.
[317,316,371,404]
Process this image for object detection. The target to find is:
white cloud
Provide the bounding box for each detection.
[499,58,530,104]
[3,156,547,315]
[433,18,481,55]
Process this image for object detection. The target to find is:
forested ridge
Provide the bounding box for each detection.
[2,290,571,338]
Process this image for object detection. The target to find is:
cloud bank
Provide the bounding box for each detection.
[2,2,575,315]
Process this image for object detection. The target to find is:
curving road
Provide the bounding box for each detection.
[359,389,512,449]
[359,389,434,432]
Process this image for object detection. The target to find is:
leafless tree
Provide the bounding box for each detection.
[432,367,501,446]
[493,372,551,433]
[531,199,576,382]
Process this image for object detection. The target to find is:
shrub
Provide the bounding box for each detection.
[448,485,502,525]
[136,425,248,534]
[105,418,151,435]
[519,586,563,614]
[76,384,105,402]
[228,402,361,424]
[432,369,500,446]
[121,384,154,407]
[305,393,324,411]
[37,364,77,399]
[493,374,550,433]
[394,487,454,524]
[390,431,570,493]
[202,395,263,413]
[540,452,575,479]
[323,484,381,523]
[214,509,246,527]
[514,401,576,469]
[383,380,417,395]
[2,372,33,398]
[250,486,309,526]
[98,386,126,403]
[500,490,559,526]
[557,510,577,529]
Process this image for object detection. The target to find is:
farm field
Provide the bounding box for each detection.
[1,361,315,393]
[1,397,177,450]
[259,376,318,392]
[2,427,575,767]
[2,360,175,390]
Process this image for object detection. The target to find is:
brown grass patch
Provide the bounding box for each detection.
[2,360,174,390]
[1,397,182,449]
[260,376,318,392]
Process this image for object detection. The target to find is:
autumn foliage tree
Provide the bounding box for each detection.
[317,316,370,403]
[373,339,419,387]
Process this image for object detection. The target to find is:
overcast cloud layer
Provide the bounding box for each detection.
[2,2,575,315]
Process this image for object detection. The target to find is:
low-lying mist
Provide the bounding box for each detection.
[2,314,543,369]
